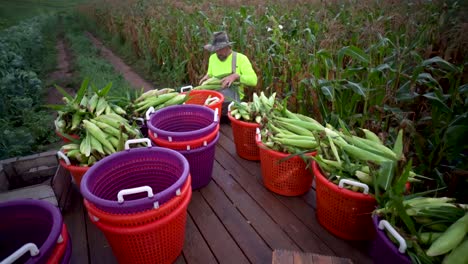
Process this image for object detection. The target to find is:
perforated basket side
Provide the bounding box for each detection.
[313,161,376,240]
[228,113,260,161]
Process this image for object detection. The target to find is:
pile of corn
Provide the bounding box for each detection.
[132,88,187,116]
[376,197,468,264]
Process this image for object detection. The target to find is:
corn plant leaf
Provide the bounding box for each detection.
[416,73,440,89]
[422,56,459,74]
[54,84,73,101]
[320,86,333,101]
[422,92,452,113]
[344,81,366,97]
[396,81,419,102]
[73,78,90,104]
[377,161,395,191]
[393,129,403,160]
[338,46,370,69]
[98,81,113,97]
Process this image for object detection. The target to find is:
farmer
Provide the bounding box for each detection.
[199,31,258,121]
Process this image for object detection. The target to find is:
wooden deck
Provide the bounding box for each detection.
[63,124,372,264]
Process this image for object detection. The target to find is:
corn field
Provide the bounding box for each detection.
[77,0,467,194]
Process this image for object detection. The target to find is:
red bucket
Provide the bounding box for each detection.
[91,183,191,264]
[256,137,314,196]
[313,161,376,240]
[59,159,89,187]
[184,90,224,119]
[228,112,259,161]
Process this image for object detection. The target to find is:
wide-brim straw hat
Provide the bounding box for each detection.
[204,31,235,52]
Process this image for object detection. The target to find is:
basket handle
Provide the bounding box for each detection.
[124,138,152,150]
[228,101,234,112]
[145,106,155,121]
[214,108,219,122]
[133,117,145,126]
[204,96,220,106]
[180,85,193,93]
[338,179,369,194]
[0,243,39,264]
[56,151,71,166]
[117,185,153,202]
[256,127,261,142]
[378,220,407,253]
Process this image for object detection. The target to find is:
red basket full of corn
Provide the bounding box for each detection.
[228,102,260,161]
[255,129,314,196]
[313,161,376,240]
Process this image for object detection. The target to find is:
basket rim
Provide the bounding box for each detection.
[93,183,192,234]
[150,124,219,149]
[313,160,376,200]
[185,89,225,99]
[59,159,89,172]
[80,147,190,211]
[147,104,218,139]
[84,175,191,224]
[0,199,63,264]
[227,112,260,128]
[47,224,69,264]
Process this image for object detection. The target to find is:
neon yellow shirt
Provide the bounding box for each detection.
[207,52,258,99]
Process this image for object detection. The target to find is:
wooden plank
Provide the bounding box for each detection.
[214,141,334,255]
[63,187,89,264]
[52,165,73,211]
[200,179,272,263]
[272,249,293,264]
[273,250,354,264]
[174,254,186,264]
[212,161,300,252]
[0,183,58,206]
[183,214,217,264]
[274,195,371,263]
[86,209,117,264]
[219,124,262,176]
[188,190,249,264]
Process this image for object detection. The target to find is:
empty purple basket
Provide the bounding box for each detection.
[147,104,218,141]
[178,133,219,190]
[0,199,63,264]
[371,215,411,264]
[80,146,189,214]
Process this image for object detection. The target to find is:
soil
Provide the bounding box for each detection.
[46,35,75,105]
[85,32,154,92]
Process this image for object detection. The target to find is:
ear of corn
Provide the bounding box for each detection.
[426,213,468,256]
[442,238,468,264]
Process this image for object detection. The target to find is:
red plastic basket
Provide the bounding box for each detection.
[228,113,260,160]
[84,175,191,227]
[313,161,376,240]
[149,124,219,150]
[185,90,224,119]
[55,130,79,143]
[256,138,315,196]
[92,183,191,264]
[59,159,89,187]
[47,224,69,264]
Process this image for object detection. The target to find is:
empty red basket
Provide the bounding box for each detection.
[313,161,376,240]
[228,112,260,161]
[92,183,191,264]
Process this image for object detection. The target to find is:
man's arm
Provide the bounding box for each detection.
[238,55,257,87]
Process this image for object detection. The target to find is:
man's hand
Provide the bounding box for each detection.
[199,74,209,85]
[221,73,240,88]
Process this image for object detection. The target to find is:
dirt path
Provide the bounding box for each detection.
[46,36,75,105]
[85,32,154,92]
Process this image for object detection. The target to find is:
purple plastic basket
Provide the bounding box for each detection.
[80,146,189,214]
[0,199,63,264]
[178,133,219,190]
[371,215,411,264]
[147,104,218,141]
